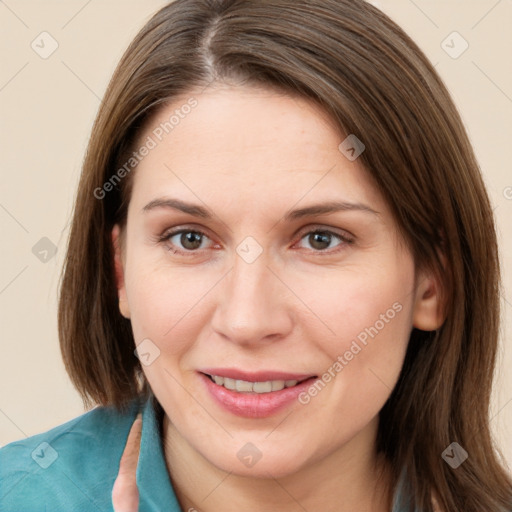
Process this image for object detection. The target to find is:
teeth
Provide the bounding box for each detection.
[235,380,254,392]
[223,377,236,390]
[213,375,225,386]
[271,380,285,391]
[253,381,272,393]
[209,375,301,393]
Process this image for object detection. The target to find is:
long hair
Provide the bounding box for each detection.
[58,1,512,510]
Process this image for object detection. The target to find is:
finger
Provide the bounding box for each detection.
[112,413,142,512]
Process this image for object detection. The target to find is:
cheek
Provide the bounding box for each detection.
[123,254,215,355]
[295,255,415,384]
[289,276,413,449]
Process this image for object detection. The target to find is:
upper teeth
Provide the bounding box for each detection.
[211,375,298,393]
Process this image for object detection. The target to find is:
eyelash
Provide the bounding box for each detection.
[157,226,354,256]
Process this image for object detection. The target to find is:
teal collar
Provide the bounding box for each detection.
[136,397,182,511]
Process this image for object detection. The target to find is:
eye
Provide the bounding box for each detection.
[158,228,214,254]
[295,228,353,253]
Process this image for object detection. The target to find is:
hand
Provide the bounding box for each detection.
[112,412,142,512]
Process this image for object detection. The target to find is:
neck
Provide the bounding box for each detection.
[162,416,393,512]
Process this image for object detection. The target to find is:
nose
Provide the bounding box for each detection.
[210,251,294,346]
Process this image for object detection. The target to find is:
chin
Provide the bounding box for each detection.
[202,442,309,479]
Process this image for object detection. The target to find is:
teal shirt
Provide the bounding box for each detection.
[0,397,181,511]
[1,396,407,511]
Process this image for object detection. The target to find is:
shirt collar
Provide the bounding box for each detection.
[136,396,182,511]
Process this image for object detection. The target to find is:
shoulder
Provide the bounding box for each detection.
[0,400,140,512]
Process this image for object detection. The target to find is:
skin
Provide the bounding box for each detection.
[112,84,444,512]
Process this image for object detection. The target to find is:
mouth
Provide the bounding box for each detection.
[198,369,318,418]
[202,373,314,394]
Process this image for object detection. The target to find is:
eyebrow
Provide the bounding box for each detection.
[284,201,379,220]
[142,198,211,217]
[141,197,379,220]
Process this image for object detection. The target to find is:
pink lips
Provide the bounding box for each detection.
[198,368,317,419]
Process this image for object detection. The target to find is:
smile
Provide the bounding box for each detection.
[206,374,308,393]
[198,369,318,418]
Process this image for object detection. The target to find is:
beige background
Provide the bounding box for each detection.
[1,0,511,468]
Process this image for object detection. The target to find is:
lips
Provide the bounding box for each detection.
[206,374,303,393]
[198,368,317,418]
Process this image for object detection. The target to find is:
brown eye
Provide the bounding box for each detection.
[179,231,203,250]
[308,232,333,250]
[296,229,353,253]
[159,229,212,253]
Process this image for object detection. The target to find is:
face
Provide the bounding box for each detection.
[113,85,442,478]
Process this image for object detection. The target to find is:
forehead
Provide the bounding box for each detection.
[128,85,385,214]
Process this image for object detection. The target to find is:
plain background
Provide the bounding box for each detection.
[1,0,511,468]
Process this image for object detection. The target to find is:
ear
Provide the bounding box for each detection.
[112,224,131,319]
[412,263,446,331]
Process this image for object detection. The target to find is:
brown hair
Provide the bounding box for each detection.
[58,0,512,509]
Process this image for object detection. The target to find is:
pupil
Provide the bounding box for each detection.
[182,232,202,250]
[310,232,330,250]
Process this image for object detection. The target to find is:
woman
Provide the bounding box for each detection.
[1,0,511,511]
